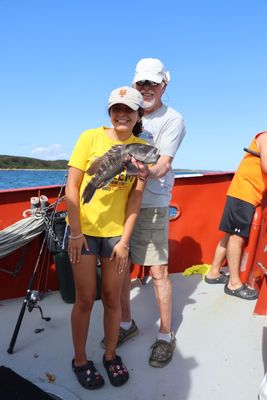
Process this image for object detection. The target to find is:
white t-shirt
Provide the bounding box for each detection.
[139,104,186,208]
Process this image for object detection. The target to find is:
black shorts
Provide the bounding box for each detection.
[62,226,121,257]
[219,196,256,238]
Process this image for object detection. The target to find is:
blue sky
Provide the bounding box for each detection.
[0,0,266,171]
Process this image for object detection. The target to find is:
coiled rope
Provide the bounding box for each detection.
[0,197,66,259]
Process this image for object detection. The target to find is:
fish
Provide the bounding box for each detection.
[82,143,159,204]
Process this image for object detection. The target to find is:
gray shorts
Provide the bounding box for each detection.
[219,196,255,238]
[62,226,121,257]
[130,207,169,266]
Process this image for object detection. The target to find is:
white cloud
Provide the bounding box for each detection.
[30,144,69,160]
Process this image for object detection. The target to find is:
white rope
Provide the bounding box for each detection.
[0,194,66,259]
[0,215,46,259]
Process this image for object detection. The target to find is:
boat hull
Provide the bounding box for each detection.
[0,174,234,301]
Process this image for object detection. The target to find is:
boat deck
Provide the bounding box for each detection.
[1,272,266,400]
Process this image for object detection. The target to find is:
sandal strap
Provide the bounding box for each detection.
[72,359,104,389]
[72,360,94,372]
[103,355,129,387]
[103,355,124,369]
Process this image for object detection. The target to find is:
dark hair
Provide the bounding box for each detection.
[132,107,144,137]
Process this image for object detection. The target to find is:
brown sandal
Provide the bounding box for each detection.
[149,333,176,368]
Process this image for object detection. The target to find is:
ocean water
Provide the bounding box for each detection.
[0,170,67,190]
[0,169,213,190]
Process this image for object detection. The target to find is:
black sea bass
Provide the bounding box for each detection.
[82,143,159,204]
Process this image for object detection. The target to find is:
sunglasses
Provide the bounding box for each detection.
[135,80,160,87]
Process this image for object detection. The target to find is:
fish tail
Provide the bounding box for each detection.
[82,183,96,204]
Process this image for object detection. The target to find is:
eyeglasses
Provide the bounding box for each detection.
[135,80,160,87]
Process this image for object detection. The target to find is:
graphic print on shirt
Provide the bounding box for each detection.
[86,155,135,194]
[101,171,136,193]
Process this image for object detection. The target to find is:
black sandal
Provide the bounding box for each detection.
[103,354,129,387]
[72,359,105,390]
[224,284,258,300]
[205,271,229,284]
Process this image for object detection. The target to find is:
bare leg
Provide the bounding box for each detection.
[206,233,230,279]
[150,264,172,333]
[71,254,97,366]
[120,261,132,322]
[101,256,126,360]
[226,234,246,290]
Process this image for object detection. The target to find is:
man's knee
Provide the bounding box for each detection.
[150,265,168,281]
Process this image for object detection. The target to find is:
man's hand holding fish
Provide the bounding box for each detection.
[129,156,151,182]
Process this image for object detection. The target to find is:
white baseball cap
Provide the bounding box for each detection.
[132,58,171,84]
[108,86,144,111]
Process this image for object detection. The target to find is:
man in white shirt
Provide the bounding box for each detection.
[114,58,186,368]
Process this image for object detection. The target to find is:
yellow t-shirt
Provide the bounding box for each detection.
[227,131,267,206]
[67,126,146,237]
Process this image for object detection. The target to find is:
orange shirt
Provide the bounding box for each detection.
[227,131,267,206]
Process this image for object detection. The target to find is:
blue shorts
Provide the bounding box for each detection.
[62,226,121,257]
[219,196,255,238]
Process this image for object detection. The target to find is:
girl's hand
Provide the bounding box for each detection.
[110,241,130,274]
[68,235,88,264]
[130,156,150,181]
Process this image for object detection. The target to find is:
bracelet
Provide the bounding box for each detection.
[69,233,83,240]
[139,176,147,182]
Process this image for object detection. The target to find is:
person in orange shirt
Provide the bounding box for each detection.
[205,131,267,300]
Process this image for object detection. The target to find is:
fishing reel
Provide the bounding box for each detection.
[27,290,51,322]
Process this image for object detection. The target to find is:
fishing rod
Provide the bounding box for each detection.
[7,175,67,354]
[7,231,51,354]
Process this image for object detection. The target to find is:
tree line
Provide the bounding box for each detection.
[0,155,68,169]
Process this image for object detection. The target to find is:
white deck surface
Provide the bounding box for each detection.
[1,273,266,400]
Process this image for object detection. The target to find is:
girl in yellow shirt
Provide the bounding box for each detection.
[65,87,148,389]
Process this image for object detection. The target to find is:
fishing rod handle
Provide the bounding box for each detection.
[7,297,28,353]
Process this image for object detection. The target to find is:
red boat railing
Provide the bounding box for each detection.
[1,174,267,315]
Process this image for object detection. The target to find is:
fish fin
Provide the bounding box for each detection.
[82,182,96,204]
[82,175,118,204]
[96,178,113,189]
[87,157,104,175]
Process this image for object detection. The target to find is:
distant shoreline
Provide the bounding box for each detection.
[0,169,67,171]
[0,155,68,170]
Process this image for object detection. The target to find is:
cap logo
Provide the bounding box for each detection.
[118,89,127,97]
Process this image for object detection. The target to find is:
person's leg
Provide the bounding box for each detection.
[223,233,258,299]
[150,264,172,333]
[100,260,137,349]
[120,261,132,323]
[149,263,176,368]
[101,256,125,360]
[101,256,129,386]
[71,254,97,366]
[226,234,246,290]
[206,233,230,279]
